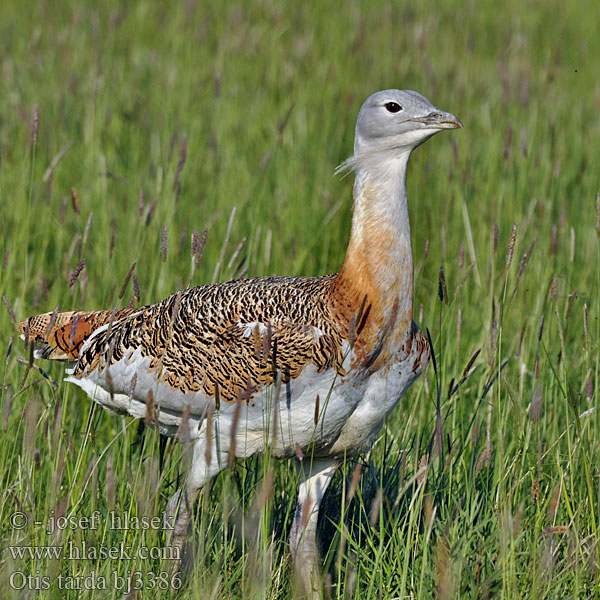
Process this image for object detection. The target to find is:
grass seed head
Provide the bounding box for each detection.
[532,479,539,505]
[146,198,157,226]
[205,407,214,465]
[520,127,528,157]
[369,488,382,526]
[471,415,480,446]
[68,314,80,347]
[528,384,543,422]
[32,103,39,147]
[517,237,536,279]
[538,315,545,342]
[70,187,80,214]
[440,225,447,258]
[145,389,154,426]
[68,259,85,287]
[178,404,191,444]
[300,492,311,528]
[438,266,448,304]
[2,296,16,325]
[196,229,208,267]
[132,272,140,302]
[82,212,93,248]
[229,396,243,465]
[138,188,145,218]
[547,484,561,522]
[417,453,428,484]
[452,137,459,162]
[506,222,518,268]
[475,445,491,475]
[106,455,115,510]
[256,467,273,509]
[435,534,453,600]
[161,224,168,262]
[109,227,115,260]
[347,462,363,501]
[424,495,435,532]
[565,289,577,323]
[550,277,558,302]
[44,306,59,338]
[457,242,465,269]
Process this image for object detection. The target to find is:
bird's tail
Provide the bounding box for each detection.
[18,308,139,360]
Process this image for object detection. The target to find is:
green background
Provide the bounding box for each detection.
[1,0,599,597]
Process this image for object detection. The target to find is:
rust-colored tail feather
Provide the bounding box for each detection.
[18,308,139,360]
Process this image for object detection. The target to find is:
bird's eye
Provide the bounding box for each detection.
[385,102,402,113]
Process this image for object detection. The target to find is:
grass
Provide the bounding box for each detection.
[0,0,599,597]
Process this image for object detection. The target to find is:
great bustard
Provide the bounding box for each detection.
[19,89,461,594]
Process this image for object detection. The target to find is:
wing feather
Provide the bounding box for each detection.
[73,276,346,411]
[18,308,142,360]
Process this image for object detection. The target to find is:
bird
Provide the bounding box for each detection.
[18,89,461,596]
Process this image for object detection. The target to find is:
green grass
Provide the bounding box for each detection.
[1,0,599,597]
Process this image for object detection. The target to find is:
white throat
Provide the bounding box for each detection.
[352,150,412,247]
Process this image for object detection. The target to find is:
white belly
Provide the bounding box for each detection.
[66,334,424,462]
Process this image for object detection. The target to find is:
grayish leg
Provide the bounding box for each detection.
[290,457,340,598]
[165,418,230,571]
[165,487,199,571]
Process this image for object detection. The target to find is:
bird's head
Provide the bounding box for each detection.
[353,89,462,156]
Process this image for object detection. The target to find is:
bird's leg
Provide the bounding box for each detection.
[290,457,340,598]
[165,419,230,573]
[165,487,199,571]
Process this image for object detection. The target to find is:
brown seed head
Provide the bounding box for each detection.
[161,225,168,262]
[70,187,80,214]
[438,266,448,304]
[506,222,518,268]
[2,296,16,325]
[68,259,86,287]
[32,104,39,147]
[138,189,145,218]
[132,273,140,303]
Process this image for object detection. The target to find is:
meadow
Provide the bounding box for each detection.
[0,0,599,597]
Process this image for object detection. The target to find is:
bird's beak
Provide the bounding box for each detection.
[411,110,463,130]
